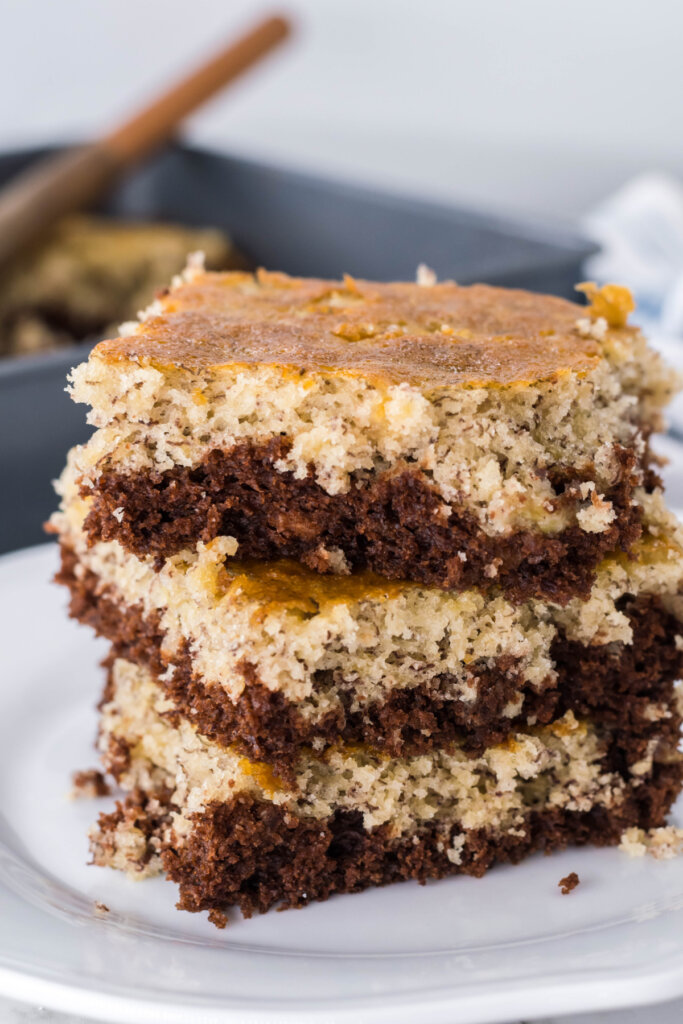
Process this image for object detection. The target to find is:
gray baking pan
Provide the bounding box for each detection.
[0,142,595,555]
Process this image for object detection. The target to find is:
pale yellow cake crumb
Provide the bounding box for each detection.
[619,825,683,859]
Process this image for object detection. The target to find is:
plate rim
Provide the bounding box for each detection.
[2,947,683,1024]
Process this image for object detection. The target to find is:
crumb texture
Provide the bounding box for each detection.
[619,825,683,859]
[58,541,683,773]
[71,769,110,799]
[52,500,683,710]
[98,658,681,841]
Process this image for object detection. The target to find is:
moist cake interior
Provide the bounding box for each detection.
[48,268,683,922]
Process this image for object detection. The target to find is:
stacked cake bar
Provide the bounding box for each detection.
[50,266,683,922]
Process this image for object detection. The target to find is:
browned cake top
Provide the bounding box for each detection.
[93,269,620,388]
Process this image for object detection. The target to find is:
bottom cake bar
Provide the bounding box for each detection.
[90,657,683,922]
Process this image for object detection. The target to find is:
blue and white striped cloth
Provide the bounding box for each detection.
[583,174,683,440]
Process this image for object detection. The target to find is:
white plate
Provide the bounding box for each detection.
[1,544,683,1024]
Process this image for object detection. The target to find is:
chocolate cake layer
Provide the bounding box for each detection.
[169,768,681,917]
[94,766,681,920]
[80,438,645,603]
[60,542,683,773]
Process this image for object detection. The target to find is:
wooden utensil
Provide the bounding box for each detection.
[0,14,290,270]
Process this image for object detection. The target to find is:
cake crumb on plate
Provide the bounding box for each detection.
[559,872,580,894]
[71,769,111,799]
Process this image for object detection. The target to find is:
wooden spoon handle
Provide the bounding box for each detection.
[0,14,290,270]
[105,15,290,164]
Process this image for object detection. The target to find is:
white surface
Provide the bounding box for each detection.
[1,468,683,1022]
[2,0,683,220]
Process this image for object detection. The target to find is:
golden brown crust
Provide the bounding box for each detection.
[94,270,615,388]
[217,557,406,614]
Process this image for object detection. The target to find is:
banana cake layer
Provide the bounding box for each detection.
[64,267,676,600]
[53,483,683,773]
[90,657,683,922]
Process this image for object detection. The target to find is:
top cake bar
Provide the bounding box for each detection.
[67,266,677,602]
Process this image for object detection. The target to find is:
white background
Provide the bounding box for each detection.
[2,1,683,1021]
[2,0,683,221]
